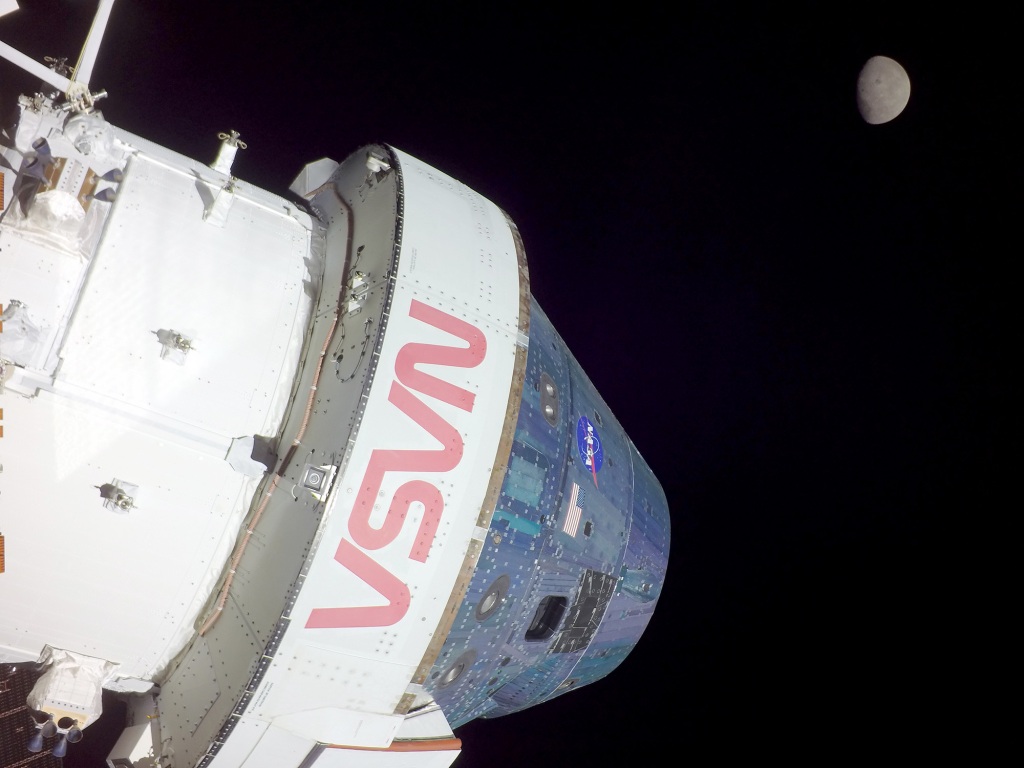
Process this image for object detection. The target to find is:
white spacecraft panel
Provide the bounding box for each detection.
[202,718,316,768]
[243,150,523,740]
[0,385,261,675]
[0,236,86,372]
[0,138,316,682]
[313,747,461,768]
[55,151,314,440]
[394,148,524,339]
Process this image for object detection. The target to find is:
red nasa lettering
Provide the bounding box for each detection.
[305,299,486,629]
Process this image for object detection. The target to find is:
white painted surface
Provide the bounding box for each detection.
[313,747,461,768]
[1,72,520,766]
[247,149,523,736]
[0,123,315,682]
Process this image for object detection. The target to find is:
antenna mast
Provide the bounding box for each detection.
[0,0,116,111]
[70,0,115,92]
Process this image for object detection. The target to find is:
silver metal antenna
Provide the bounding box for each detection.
[0,0,116,110]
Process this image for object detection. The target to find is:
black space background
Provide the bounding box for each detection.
[1,2,1014,765]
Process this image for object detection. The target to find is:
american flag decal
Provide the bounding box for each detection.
[563,482,585,537]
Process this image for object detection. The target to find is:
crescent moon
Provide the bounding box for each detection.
[857,55,911,125]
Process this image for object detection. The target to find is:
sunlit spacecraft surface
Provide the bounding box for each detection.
[0,3,669,765]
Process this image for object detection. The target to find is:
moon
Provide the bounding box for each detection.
[857,55,911,124]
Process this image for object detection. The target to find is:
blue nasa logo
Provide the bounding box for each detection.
[576,416,603,483]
